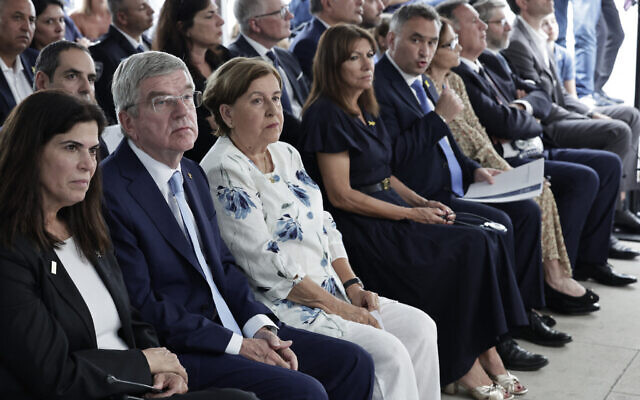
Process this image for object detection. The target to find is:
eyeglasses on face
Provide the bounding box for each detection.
[439,36,459,51]
[126,91,203,113]
[252,5,290,20]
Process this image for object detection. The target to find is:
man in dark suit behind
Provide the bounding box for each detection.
[374,2,571,371]
[90,0,154,124]
[101,51,375,400]
[0,0,38,125]
[289,0,365,77]
[230,0,310,146]
[439,0,636,287]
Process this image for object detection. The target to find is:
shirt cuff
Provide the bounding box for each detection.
[243,314,278,339]
[224,333,243,355]
[512,100,533,115]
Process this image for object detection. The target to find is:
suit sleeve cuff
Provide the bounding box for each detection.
[224,333,243,355]
[512,100,533,115]
[243,314,278,339]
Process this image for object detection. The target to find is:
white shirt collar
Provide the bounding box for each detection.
[0,56,23,74]
[114,25,145,50]
[242,34,270,56]
[460,56,481,73]
[316,16,331,28]
[128,138,182,202]
[518,16,548,46]
[385,50,422,88]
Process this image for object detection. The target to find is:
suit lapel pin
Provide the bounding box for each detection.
[188,172,193,179]
[367,120,376,126]
[424,78,430,87]
[51,260,57,275]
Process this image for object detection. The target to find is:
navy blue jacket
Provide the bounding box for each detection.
[289,17,326,77]
[90,25,151,124]
[0,48,38,125]
[374,54,479,198]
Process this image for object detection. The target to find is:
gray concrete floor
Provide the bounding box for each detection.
[442,239,640,400]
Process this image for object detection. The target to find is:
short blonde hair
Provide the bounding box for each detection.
[203,57,282,136]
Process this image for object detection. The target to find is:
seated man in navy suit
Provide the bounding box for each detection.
[374,2,570,371]
[0,0,38,125]
[90,0,154,124]
[101,51,375,400]
[230,0,310,146]
[290,0,365,77]
[437,0,636,287]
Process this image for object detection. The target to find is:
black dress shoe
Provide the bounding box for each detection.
[574,263,637,286]
[496,338,549,371]
[609,236,640,260]
[514,311,572,347]
[544,283,600,315]
[614,210,640,234]
[540,314,556,328]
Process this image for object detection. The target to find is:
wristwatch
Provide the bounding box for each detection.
[342,277,364,290]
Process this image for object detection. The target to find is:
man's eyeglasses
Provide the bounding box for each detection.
[126,91,203,113]
[439,36,459,51]
[252,5,290,19]
[486,18,509,27]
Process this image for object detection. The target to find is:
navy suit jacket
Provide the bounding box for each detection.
[0,48,38,125]
[453,54,548,142]
[289,17,326,77]
[228,35,310,146]
[101,141,275,355]
[91,25,150,124]
[374,54,479,198]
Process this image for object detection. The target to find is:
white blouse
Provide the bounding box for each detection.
[54,237,128,350]
[202,137,353,337]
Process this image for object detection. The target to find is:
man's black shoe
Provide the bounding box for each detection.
[496,338,549,371]
[614,210,640,234]
[609,236,640,260]
[544,283,600,315]
[514,311,572,347]
[574,263,637,286]
[540,314,556,328]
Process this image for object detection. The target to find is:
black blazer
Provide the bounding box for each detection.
[374,54,479,198]
[453,55,547,142]
[90,25,151,124]
[0,48,38,125]
[228,35,310,147]
[0,236,159,399]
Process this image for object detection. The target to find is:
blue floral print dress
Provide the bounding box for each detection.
[202,136,361,337]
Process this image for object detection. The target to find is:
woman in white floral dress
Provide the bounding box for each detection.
[200,57,442,400]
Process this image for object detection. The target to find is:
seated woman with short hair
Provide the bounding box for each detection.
[201,57,441,400]
[0,90,256,400]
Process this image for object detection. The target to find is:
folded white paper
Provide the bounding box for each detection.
[461,158,544,203]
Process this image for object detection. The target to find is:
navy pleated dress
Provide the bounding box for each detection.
[301,96,528,385]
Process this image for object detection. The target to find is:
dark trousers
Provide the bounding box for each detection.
[595,0,625,92]
[508,148,620,270]
[179,325,374,400]
[432,194,544,310]
[170,388,260,400]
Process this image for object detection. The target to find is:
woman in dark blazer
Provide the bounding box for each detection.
[0,90,257,400]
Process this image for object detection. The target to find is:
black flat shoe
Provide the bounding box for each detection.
[514,311,572,347]
[544,283,600,315]
[574,263,637,286]
[609,236,640,260]
[496,338,549,371]
[540,313,556,328]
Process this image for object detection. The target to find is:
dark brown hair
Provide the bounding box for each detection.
[303,24,379,117]
[203,57,282,137]
[0,90,110,258]
[153,0,228,82]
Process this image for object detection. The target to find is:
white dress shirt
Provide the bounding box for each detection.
[0,56,33,106]
[129,140,276,354]
[113,25,149,51]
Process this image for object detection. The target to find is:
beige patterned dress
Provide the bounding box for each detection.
[433,72,571,274]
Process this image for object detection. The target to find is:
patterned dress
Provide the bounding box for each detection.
[434,71,571,274]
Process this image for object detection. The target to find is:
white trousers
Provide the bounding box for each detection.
[340,299,441,400]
